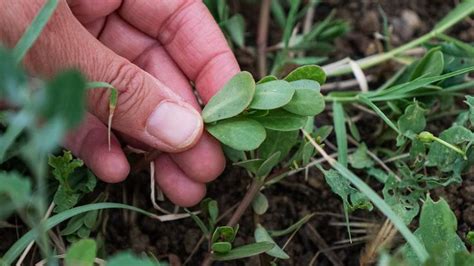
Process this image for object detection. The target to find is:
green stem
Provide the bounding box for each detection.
[433,137,467,159]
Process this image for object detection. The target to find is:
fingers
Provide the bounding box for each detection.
[118,0,240,102]
[154,154,206,207]
[64,113,129,183]
[96,14,226,182]
[4,0,203,153]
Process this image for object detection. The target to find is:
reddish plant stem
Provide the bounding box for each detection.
[257,0,271,78]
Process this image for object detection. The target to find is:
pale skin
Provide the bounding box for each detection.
[0,0,240,207]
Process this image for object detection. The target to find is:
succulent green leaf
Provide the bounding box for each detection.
[254,109,308,131]
[257,75,278,84]
[65,239,97,266]
[207,117,266,151]
[283,80,325,116]
[249,80,295,110]
[212,242,233,254]
[202,71,255,123]
[284,65,326,85]
[254,224,289,259]
[252,192,269,215]
[258,130,298,161]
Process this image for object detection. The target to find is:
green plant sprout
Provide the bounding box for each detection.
[418,131,467,159]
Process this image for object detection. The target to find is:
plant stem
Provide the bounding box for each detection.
[202,178,265,266]
[226,178,264,227]
[257,0,271,78]
[432,137,467,159]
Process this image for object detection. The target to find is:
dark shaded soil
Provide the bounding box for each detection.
[2,1,474,265]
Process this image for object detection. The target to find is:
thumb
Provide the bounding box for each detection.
[3,0,203,152]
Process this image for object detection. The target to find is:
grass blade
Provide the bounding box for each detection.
[332,101,348,167]
[301,130,429,263]
[86,82,118,150]
[1,203,159,264]
[13,0,59,64]
[358,96,400,134]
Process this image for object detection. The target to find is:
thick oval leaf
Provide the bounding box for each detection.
[254,109,308,131]
[212,242,275,261]
[257,75,278,84]
[284,65,326,85]
[206,118,266,151]
[283,80,325,116]
[212,242,233,254]
[202,71,256,123]
[249,80,295,110]
[255,224,290,259]
[252,192,269,215]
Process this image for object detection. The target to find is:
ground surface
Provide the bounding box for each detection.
[1,1,474,265]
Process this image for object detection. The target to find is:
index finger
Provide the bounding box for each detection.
[118,0,240,102]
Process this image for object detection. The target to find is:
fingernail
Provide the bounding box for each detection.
[146,101,202,149]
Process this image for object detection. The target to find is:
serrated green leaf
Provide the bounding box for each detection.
[254,109,308,131]
[202,71,255,123]
[65,239,97,266]
[254,224,289,259]
[283,80,325,116]
[212,242,275,261]
[49,150,83,185]
[426,126,473,171]
[402,196,467,266]
[212,242,233,254]
[207,117,266,151]
[284,65,326,84]
[53,186,80,213]
[252,192,269,215]
[349,143,374,169]
[465,96,474,126]
[398,103,426,137]
[249,80,295,110]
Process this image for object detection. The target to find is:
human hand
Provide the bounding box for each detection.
[0,0,240,206]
